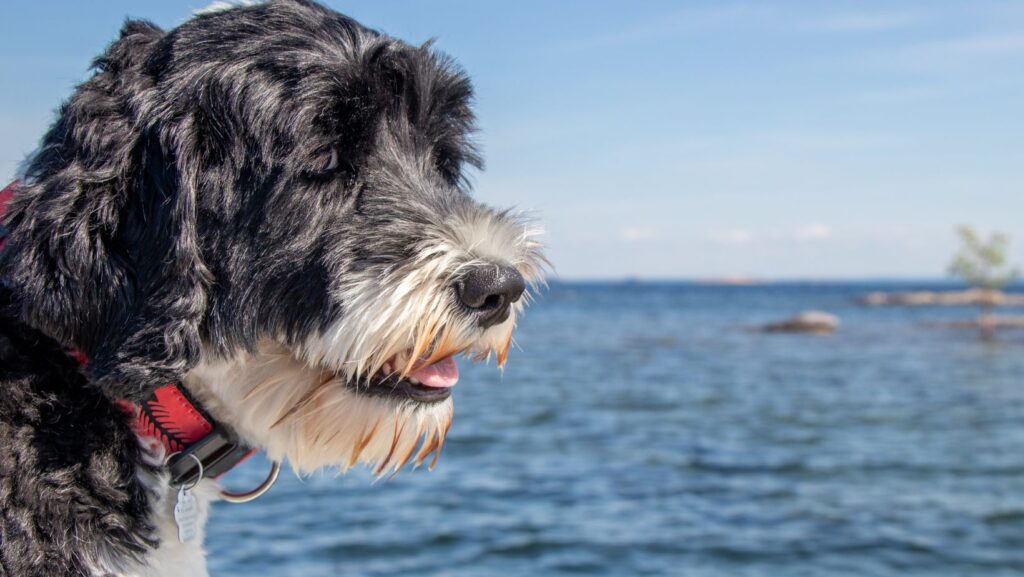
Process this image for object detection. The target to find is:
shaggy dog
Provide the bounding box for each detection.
[0,1,545,575]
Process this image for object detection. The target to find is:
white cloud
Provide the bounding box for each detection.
[794,223,833,241]
[193,0,261,15]
[711,229,755,245]
[619,226,659,243]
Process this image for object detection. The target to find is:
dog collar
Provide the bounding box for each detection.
[0,180,277,498]
[118,378,281,502]
[123,383,257,486]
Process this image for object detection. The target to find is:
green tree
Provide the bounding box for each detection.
[948,226,1020,337]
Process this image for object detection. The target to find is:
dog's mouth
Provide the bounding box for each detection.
[357,354,460,404]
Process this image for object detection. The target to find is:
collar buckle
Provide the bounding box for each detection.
[167,427,254,486]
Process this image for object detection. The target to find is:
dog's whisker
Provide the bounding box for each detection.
[280,386,348,427]
[497,331,514,368]
[242,377,280,402]
[402,307,445,377]
[269,373,333,429]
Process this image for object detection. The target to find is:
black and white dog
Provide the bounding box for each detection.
[0,1,545,575]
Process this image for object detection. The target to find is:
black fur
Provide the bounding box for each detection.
[0,0,486,572]
[0,0,480,401]
[0,287,156,575]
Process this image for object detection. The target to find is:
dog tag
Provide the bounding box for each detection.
[174,486,199,543]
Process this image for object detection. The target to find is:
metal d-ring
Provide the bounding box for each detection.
[218,461,281,504]
[166,451,205,491]
[182,454,204,491]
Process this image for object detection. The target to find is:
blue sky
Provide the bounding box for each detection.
[2,1,1022,279]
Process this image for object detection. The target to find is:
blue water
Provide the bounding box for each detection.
[206,282,1024,576]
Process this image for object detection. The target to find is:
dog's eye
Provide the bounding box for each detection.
[308,148,340,178]
[308,147,353,181]
[322,148,339,173]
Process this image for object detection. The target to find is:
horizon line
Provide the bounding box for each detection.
[546,276,1022,285]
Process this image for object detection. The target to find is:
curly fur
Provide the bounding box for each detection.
[0,1,546,575]
[0,287,157,575]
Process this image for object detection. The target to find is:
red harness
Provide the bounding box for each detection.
[0,180,252,484]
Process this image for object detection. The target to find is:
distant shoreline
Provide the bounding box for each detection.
[860,288,1024,307]
[546,278,1024,290]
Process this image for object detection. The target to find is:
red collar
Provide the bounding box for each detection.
[0,181,15,250]
[1,180,252,483]
[122,383,255,483]
[125,384,215,453]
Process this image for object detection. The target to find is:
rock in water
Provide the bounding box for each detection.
[761,311,840,334]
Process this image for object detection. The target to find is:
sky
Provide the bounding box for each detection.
[2,1,1023,280]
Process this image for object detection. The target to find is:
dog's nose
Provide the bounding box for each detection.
[456,264,526,329]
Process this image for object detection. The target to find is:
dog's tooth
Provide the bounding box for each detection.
[408,376,420,385]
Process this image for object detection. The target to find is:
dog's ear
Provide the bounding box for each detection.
[0,21,211,401]
[371,42,482,188]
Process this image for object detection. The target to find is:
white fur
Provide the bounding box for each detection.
[186,344,455,476]
[103,482,219,577]
[90,434,219,577]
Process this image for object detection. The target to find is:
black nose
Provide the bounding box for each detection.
[456,264,526,329]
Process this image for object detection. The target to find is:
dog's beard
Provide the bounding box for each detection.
[185,206,546,476]
[186,345,455,477]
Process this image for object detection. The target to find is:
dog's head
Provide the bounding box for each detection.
[0,0,545,475]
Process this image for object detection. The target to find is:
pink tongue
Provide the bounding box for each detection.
[411,356,459,389]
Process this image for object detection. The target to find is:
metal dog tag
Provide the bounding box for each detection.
[174,486,199,543]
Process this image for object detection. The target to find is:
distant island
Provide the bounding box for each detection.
[860,289,1024,307]
[696,277,769,286]
[862,226,1022,338]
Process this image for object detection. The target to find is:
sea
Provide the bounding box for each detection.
[205,281,1024,577]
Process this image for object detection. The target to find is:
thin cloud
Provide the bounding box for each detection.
[923,34,1024,57]
[794,223,833,241]
[805,11,924,32]
[569,5,923,52]
[193,1,260,15]
[711,229,755,245]
[564,3,775,51]
[762,132,903,151]
[876,33,1024,69]
[619,227,659,243]
[855,85,953,104]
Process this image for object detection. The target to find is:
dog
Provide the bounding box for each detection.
[0,1,546,575]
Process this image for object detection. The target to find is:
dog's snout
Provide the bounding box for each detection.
[456,264,526,329]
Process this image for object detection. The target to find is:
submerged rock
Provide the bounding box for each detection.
[761,311,840,334]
